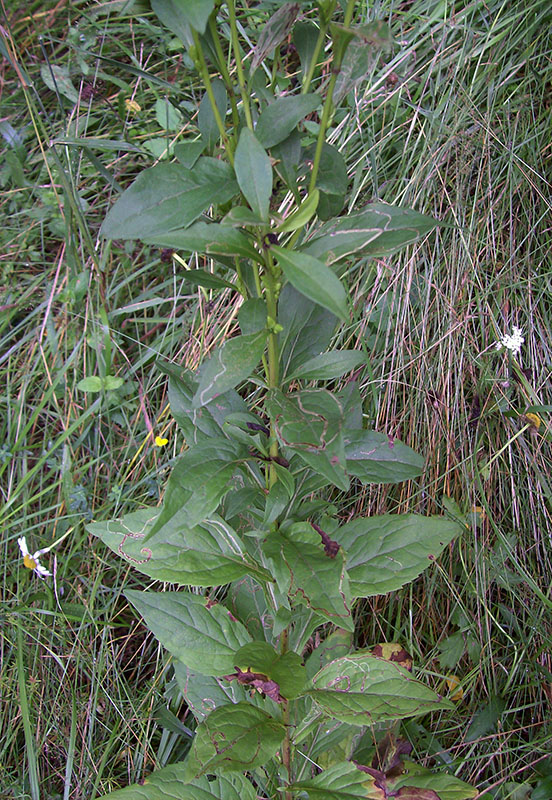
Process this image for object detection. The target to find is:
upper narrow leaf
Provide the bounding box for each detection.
[234,129,272,221]
[272,245,349,322]
[101,159,238,240]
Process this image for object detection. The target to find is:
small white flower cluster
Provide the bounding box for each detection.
[495,326,524,357]
[18,536,52,578]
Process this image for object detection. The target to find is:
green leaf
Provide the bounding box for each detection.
[174,140,204,167]
[391,760,478,800]
[272,129,302,193]
[263,528,354,631]
[272,246,349,322]
[305,629,353,679]
[286,350,366,383]
[308,652,453,725]
[154,98,183,130]
[144,438,246,541]
[101,767,256,800]
[198,79,227,151]
[144,220,260,261]
[278,284,338,379]
[160,363,248,444]
[124,590,251,676]
[301,202,439,266]
[152,0,214,35]
[233,642,308,699]
[100,158,238,240]
[308,142,348,196]
[77,376,103,393]
[40,64,79,103]
[465,696,506,742]
[277,189,319,233]
[180,270,235,291]
[343,430,424,483]
[234,129,272,221]
[294,20,320,77]
[338,514,463,597]
[87,509,272,586]
[255,94,321,149]
[266,388,349,491]
[238,298,267,334]
[183,703,286,779]
[173,662,256,721]
[193,330,267,407]
[288,761,368,800]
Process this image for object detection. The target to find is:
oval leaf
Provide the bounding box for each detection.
[272,246,349,322]
[256,93,321,149]
[309,653,454,725]
[343,430,424,483]
[183,703,286,779]
[102,767,255,800]
[125,590,251,676]
[234,129,272,221]
[100,159,238,240]
[193,330,267,407]
[338,514,463,597]
[145,220,260,261]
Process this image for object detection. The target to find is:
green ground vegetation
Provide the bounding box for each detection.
[1,0,551,798]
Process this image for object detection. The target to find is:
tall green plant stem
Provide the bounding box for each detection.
[301,0,337,94]
[227,0,254,130]
[208,17,241,131]
[263,253,280,490]
[191,29,234,162]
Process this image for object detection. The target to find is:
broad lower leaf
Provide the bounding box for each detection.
[308,653,453,724]
[278,284,338,379]
[286,350,366,383]
[88,509,272,586]
[387,760,478,800]
[152,0,214,36]
[125,590,251,676]
[183,703,286,779]
[309,142,348,196]
[101,159,238,240]
[305,628,353,679]
[234,129,272,221]
[238,298,267,334]
[159,363,248,444]
[266,388,349,491]
[272,246,349,322]
[100,766,256,800]
[344,430,424,484]
[338,514,463,596]
[263,529,354,631]
[174,140,204,167]
[144,221,260,262]
[255,93,321,149]
[288,761,368,800]
[301,202,439,266]
[193,330,267,407]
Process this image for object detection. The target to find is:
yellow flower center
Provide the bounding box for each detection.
[23,554,37,570]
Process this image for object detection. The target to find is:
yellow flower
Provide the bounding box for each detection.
[125,98,141,113]
[155,435,169,447]
[525,413,541,430]
[18,536,51,578]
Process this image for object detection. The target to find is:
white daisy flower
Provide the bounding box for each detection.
[495,326,524,357]
[18,536,52,578]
